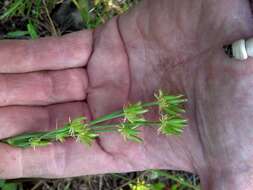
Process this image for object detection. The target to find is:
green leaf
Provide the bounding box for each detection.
[171,184,179,190]
[29,138,51,148]
[0,179,6,188]
[2,183,18,190]
[150,183,165,190]
[27,21,39,39]
[0,0,23,20]
[72,0,92,28]
[5,31,29,38]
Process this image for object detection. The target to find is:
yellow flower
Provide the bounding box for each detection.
[130,179,151,190]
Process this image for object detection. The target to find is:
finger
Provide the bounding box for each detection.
[0,101,91,179]
[0,139,133,179]
[0,30,93,73]
[0,68,87,106]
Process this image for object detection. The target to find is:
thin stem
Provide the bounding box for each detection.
[142,101,158,107]
[88,111,124,126]
[38,126,69,139]
[90,121,161,130]
[88,102,158,126]
[91,129,118,133]
[90,124,119,129]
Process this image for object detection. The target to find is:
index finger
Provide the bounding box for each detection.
[0,140,135,179]
[0,30,93,73]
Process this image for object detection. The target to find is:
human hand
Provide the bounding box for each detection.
[0,0,253,189]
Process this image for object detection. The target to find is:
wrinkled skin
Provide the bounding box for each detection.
[0,0,253,189]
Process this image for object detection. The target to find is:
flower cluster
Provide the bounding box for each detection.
[129,179,151,190]
[119,102,149,142]
[68,117,98,145]
[118,123,142,142]
[155,90,187,136]
[158,115,187,136]
[155,90,187,116]
[123,102,148,123]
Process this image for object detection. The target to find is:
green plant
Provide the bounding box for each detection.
[150,170,200,190]
[71,0,140,29]
[129,170,200,190]
[1,90,187,148]
[0,180,19,190]
[0,0,139,38]
[0,0,43,38]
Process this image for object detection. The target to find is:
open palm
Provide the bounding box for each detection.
[0,0,253,189]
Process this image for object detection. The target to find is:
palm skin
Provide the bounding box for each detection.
[0,0,253,189]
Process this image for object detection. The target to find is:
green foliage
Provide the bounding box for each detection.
[0,180,19,190]
[0,0,27,20]
[72,0,92,28]
[149,183,165,190]
[0,180,5,188]
[5,31,29,38]
[0,0,42,20]
[0,0,41,38]
[0,0,140,37]
[1,183,18,190]
[117,169,200,190]
[150,170,200,190]
[27,21,39,39]
[71,0,139,29]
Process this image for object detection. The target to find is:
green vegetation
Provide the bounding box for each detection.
[0,0,139,38]
[0,180,20,190]
[0,170,200,190]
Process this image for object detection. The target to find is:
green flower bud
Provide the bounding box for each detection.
[158,115,187,136]
[118,123,143,142]
[123,102,148,123]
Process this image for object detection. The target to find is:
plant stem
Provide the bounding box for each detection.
[88,101,158,126]
[0,91,187,148]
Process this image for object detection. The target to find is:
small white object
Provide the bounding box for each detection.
[245,38,253,57]
[232,39,248,60]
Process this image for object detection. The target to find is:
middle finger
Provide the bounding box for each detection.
[0,68,88,106]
